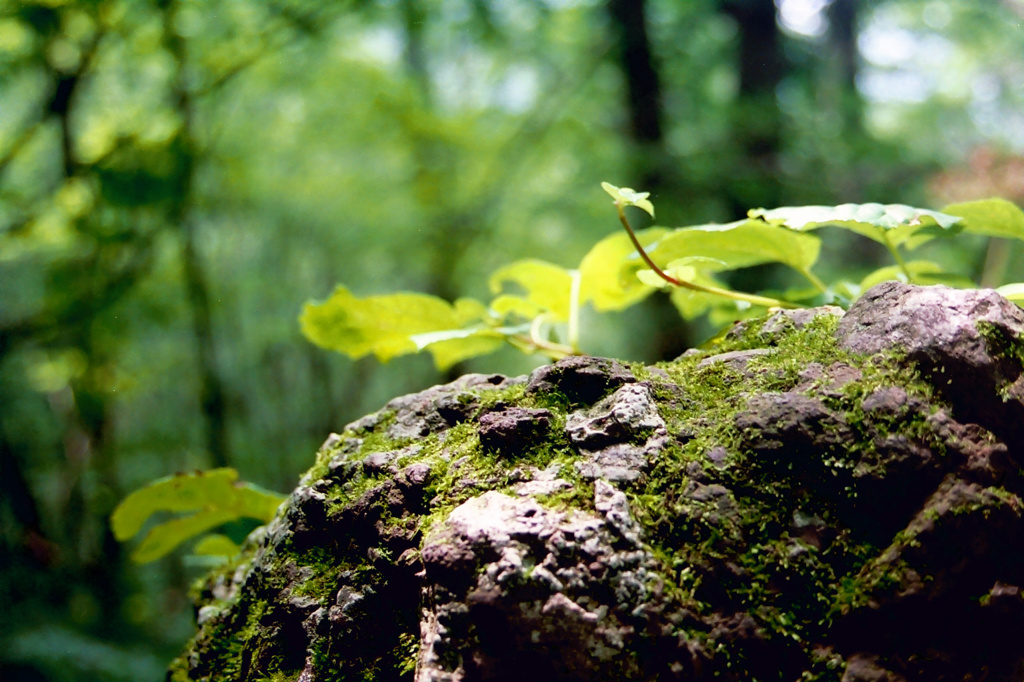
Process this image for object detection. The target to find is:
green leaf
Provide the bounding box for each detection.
[645,219,821,273]
[416,328,505,370]
[942,198,1024,240]
[601,182,655,217]
[578,228,668,311]
[750,203,962,247]
[300,285,497,367]
[858,261,975,291]
[665,271,735,321]
[489,294,545,319]
[635,257,725,289]
[110,468,284,563]
[192,534,242,557]
[488,259,574,321]
[132,509,239,563]
[996,283,1024,304]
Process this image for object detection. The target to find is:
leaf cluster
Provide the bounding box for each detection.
[114,189,1024,564]
[111,468,285,563]
[300,186,1024,369]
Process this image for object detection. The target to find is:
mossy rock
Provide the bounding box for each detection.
[171,282,1024,682]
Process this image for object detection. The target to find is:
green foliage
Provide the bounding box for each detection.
[111,468,284,563]
[299,201,683,368]
[300,285,507,370]
[943,197,1024,240]
[748,202,963,246]
[300,188,1024,369]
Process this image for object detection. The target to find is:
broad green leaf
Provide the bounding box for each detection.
[750,203,962,247]
[645,219,821,273]
[996,283,1024,303]
[858,261,975,291]
[300,286,491,364]
[943,198,1024,240]
[601,182,655,217]
[488,259,573,321]
[192,534,242,557]
[578,228,668,311]
[111,468,284,563]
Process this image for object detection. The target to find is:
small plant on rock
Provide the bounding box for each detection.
[113,184,1024,563]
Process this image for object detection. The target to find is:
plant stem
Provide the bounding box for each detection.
[616,205,805,309]
[507,331,574,360]
[980,237,1010,289]
[568,268,582,352]
[617,206,684,286]
[879,230,913,283]
[799,267,829,294]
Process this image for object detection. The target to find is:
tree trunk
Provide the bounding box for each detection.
[607,0,695,360]
[720,0,785,214]
[164,0,231,469]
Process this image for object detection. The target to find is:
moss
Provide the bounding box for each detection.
[612,311,955,678]
[976,319,1024,400]
[177,306,980,681]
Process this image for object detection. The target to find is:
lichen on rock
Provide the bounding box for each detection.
[170,283,1024,682]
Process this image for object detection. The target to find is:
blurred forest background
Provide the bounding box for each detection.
[2,0,1023,679]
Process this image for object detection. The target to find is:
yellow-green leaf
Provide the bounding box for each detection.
[646,219,821,273]
[996,283,1024,303]
[488,259,573,321]
[110,468,284,563]
[666,271,752,322]
[943,198,1024,240]
[578,228,668,311]
[418,330,505,370]
[132,509,239,563]
[858,261,975,291]
[300,286,491,364]
[490,294,545,319]
[601,182,655,217]
[192,534,242,557]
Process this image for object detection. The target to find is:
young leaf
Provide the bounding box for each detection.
[601,182,655,217]
[300,285,499,368]
[750,203,962,247]
[578,228,669,311]
[111,468,284,563]
[644,219,821,275]
[488,259,573,321]
[942,198,1024,240]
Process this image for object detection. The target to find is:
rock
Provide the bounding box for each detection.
[170,283,1024,682]
[836,281,1024,446]
[525,355,636,407]
[478,407,553,457]
[567,382,670,482]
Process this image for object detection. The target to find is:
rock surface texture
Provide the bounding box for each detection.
[171,282,1024,682]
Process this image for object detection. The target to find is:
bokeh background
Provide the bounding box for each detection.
[2,0,1023,679]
